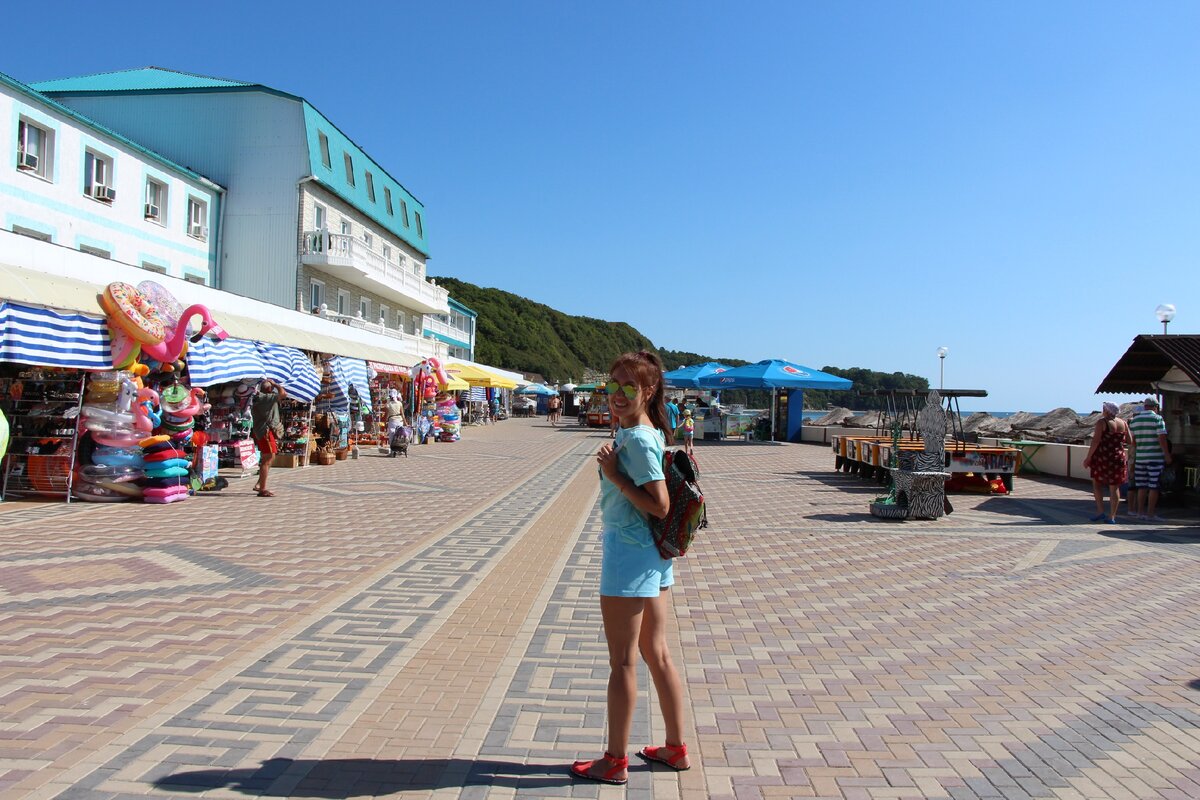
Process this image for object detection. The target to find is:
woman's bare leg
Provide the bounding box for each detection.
[1091,479,1104,516]
[639,590,689,765]
[589,596,643,778]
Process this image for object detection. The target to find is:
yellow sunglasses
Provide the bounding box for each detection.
[605,381,639,399]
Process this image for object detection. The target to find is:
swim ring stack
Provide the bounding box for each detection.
[436,397,461,442]
[74,371,145,502]
[139,434,191,504]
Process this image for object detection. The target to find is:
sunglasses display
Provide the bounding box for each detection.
[605,381,638,399]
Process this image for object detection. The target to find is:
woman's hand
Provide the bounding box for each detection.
[596,443,620,480]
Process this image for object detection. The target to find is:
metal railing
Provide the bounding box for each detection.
[317,309,447,359]
[302,230,448,310]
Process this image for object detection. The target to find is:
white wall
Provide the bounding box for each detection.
[44,91,309,307]
[0,84,219,283]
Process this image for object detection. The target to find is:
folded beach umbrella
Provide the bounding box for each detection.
[664,362,733,388]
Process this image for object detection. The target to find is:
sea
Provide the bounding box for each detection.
[800,410,1041,421]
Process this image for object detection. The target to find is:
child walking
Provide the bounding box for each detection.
[680,409,695,456]
[571,350,692,785]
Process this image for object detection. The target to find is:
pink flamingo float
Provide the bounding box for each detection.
[141,305,228,364]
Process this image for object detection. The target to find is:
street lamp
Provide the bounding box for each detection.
[1155,304,1176,334]
[936,346,948,390]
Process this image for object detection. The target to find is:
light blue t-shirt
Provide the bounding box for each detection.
[666,402,680,432]
[599,425,666,543]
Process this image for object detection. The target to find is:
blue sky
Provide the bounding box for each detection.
[10,1,1199,412]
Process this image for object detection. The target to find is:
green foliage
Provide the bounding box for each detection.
[433,277,928,409]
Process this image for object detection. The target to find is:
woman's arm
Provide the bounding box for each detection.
[597,444,671,519]
[1083,420,1104,464]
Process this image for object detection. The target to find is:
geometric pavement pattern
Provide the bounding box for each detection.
[0,422,1197,798]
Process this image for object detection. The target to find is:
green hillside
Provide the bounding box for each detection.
[433,277,927,407]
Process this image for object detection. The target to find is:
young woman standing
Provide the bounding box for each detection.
[571,350,692,785]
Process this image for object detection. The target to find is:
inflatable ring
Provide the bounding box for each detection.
[72,486,130,502]
[144,465,189,478]
[106,322,141,369]
[92,447,145,468]
[90,432,144,448]
[101,282,165,345]
[78,464,143,483]
[139,434,170,448]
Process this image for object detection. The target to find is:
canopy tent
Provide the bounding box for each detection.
[697,359,853,441]
[324,355,373,412]
[664,362,733,389]
[255,342,322,402]
[516,383,556,396]
[445,362,518,389]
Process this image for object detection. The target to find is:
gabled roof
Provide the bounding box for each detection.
[0,69,222,190]
[1096,335,1200,393]
[31,66,255,93]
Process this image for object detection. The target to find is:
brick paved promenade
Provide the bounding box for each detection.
[1,419,1198,799]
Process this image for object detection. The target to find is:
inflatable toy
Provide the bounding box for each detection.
[0,408,9,465]
[92,447,145,468]
[72,483,131,502]
[134,388,160,433]
[99,282,165,345]
[139,434,170,448]
[144,455,188,468]
[143,486,189,504]
[141,305,228,364]
[144,465,190,478]
[78,464,143,483]
[427,357,449,386]
[142,476,189,490]
[107,322,141,369]
[136,281,190,337]
[91,431,144,448]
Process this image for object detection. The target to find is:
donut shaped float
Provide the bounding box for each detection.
[92,447,145,468]
[144,465,190,478]
[100,282,165,345]
[78,464,143,483]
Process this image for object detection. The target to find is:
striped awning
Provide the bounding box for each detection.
[186,337,266,387]
[324,356,372,412]
[255,342,322,402]
[0,302,111,370]
[468,387,487,401]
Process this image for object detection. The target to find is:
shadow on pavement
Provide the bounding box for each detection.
[154,757,578,796]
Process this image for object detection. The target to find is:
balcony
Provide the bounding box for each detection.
[301,231,449,315]
[317,309,448,360]
[423,315,472,346]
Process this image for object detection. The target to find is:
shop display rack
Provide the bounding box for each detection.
[1,371,85,502]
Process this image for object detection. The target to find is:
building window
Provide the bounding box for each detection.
[314,203,326,230]
[13,225,51,242]
[343,152,355,186]
[16,119,52,180]
[336,289,350,316]
[382,244,391,262]
[79,244,111,259]
[384,187,393,215]
[396,310,405,330]
[84,151,115,203]
[141,261,167,274]
[184,274,207,285]
[187,197,208,240]
[379,304,389,326]
[365,171,376,202]
[340,219,351,235]
[415,212,423,238]
[144,178,166,223]
[359,298,369,319]
[400,200,409,228]
[318,132,331,168]
[363,230,372,248]
[396,253,406,272]
[310,279,325,311]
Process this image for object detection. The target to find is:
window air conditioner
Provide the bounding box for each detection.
[17,151,38,171]
[91,184,112,201]
[104,187,116,201]
[144,203,159,219]
[190,224,209,239]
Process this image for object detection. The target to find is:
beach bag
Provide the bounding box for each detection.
[649,449,707,559]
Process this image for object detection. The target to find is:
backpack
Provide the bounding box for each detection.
[649,449,707,559]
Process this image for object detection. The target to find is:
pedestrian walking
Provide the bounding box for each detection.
[250,379,286,497]
[1129,397,1172,521]
[680,409,695,456]
[571,350,691,785]
[547,393,561,426]
[1081,401,1132,523]
[665,396,680,435]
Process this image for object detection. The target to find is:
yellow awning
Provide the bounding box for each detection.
[441,376,470,391]
[445,362,519,389]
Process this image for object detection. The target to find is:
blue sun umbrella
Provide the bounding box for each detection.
[516,383,557,397]
[697,360,853,440]
[663,362,734,388]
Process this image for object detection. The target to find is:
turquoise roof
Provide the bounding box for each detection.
[449,297,477,317]
[33,67,429,256]
[0,69,222,189]
[31,67,253,93]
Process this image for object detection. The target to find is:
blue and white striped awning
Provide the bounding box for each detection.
[468,387,487,401]
[0,302,111,370]
[323,356,372,412]
[255,342,321,402]
[186,337,266,387]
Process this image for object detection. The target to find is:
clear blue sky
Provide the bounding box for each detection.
[10,1,1199,412]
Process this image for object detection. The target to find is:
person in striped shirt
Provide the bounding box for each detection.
[1129,397,1172,522]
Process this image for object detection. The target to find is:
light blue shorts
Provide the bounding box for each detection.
[600,527,675,597]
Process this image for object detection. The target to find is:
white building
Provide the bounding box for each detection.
[35,67,449,361]
[0,70,222,284]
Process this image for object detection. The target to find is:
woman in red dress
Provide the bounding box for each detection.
[1082,401,1133,523]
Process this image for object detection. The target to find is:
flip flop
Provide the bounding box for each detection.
[256,490,275,497]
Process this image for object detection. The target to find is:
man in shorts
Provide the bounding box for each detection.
[1129,397,1171,521]
[251,379,287,497]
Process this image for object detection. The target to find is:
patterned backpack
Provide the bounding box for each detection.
[650,449,707,559]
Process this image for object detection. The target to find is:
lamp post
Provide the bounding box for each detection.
[936,346,948,390]
[1155,304,1176,334]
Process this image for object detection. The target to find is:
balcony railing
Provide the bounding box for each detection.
[423,315,472,344]
[317,309,447,360]
[301,231,449,314]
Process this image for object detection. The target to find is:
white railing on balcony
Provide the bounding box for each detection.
[317,309,447,360]
[423,315,472,344]
[302,231,448,312]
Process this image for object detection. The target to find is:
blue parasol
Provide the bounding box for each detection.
[516,383,557,396]
[663,362,734,388]
[697,360,853,441]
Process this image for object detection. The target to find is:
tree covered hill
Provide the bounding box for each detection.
[433,277,927,408]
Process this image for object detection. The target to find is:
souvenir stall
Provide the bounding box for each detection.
[367,361,410,450]
[0,302,103,502]
[314,355,372,459]
[257,343,322,468]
